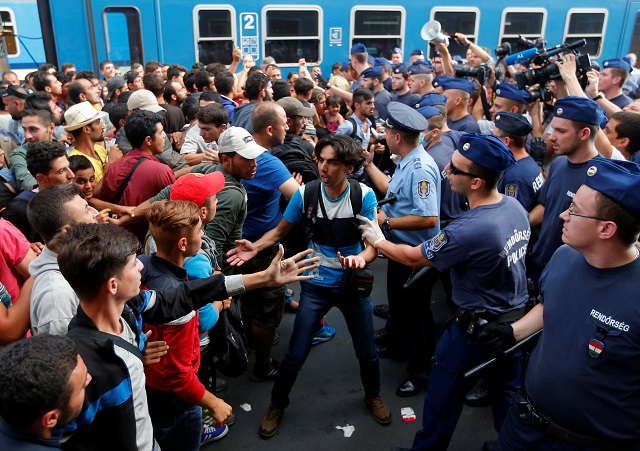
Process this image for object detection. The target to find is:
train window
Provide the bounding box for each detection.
[194,7,236,65]
[350,7,405,59]
[0,8,20,56]
[564,9,607,57]
[263,7,321,65]
[103,7,143,68]
[499,9,546,52]
[431,8,480,59]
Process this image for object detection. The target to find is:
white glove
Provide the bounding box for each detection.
[356,214,386,247]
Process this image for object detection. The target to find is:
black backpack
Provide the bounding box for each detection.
[282,179,363,257]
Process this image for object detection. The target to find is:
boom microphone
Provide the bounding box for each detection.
[505,47,538,66]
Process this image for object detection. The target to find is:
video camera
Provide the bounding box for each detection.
[495,35,546,59]
[455,63,492,84]
[514,39,592,90]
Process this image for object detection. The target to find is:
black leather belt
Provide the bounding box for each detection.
[514,392,640,451]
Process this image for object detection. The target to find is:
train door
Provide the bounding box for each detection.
[90,1,158,71]
[625,2,640,58]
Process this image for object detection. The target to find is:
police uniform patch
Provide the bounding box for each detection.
[496,89,501,96]
[423,231,447,259]
[588,338,604,358]
[556,108,563,116]
[505,184,518,197]
[462,143,470,151]
[417,180,430,198]
[586,166,597,176]
[495,114,501,121]
[413,157,422,169]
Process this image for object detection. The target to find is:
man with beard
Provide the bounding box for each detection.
[233,71,274,134]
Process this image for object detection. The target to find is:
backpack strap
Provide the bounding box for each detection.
[115,157,148,204]
[67,326,144,362]
[347,117,359,142]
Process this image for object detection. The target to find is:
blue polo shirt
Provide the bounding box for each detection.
[382,145,441,245]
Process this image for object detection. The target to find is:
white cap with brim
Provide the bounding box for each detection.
[63,101,108,131]
[217,126,266,160]
[127,89,165,113]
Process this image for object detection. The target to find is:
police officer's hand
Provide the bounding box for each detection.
[479,323,516,355]
[357,212,386,247]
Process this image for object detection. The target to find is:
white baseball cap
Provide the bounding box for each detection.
[217,127,266,159]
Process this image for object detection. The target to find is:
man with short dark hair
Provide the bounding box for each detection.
[167,64,187,86]
[228,134,391,438]
[100,110,175,241]
[214,72,236,123]
[55,222,317,451]
[9,109,55,191]
[233,71,272,133]
[361,66,392,121]
[2,85,28,146]
[604,110,640,162]
[390,64,420,107]
[336,88,375,148]
[66,79,102,108]
[27,184,98,337]
[144,73,185,134]
[4,140,73,242]
[181,103,228,166]
[0,334,91,450]
[292,78,314,103]
[100,60,116,82]
[164,80,187,108]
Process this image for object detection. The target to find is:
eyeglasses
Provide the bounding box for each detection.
[567,202,608,221]
[448,160,484,179]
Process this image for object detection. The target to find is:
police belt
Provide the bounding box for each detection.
[454,306,526,335]
[515,392,640,451]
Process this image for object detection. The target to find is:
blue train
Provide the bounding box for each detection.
[1,0,639,75]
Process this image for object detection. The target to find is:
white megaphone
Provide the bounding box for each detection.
[421,20,448,44]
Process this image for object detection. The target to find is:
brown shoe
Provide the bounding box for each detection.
[364,395,392,425]
[259,404,284,439]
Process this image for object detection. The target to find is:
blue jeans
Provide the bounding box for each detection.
[150,404,202,451]
[411,321,521,451]
[271,281,380,408]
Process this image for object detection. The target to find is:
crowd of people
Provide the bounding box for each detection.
[0,30,639,451]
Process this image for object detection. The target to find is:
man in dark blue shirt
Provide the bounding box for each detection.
[360,133,530,450]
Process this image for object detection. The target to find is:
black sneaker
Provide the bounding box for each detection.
[250,359,280,382]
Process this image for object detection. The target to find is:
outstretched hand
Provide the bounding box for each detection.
[226,239,258,266]
[264,245,319,287]
[337,251,366,269]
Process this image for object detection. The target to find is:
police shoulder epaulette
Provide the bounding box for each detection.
[413,157,422,168]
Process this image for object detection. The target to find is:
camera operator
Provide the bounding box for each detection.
[453,32,491,68]
[553,53,619,160]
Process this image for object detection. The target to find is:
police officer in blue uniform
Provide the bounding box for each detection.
[440,78,481,133]
[408,61,437,109]
[529,96,605,290]
[493,112,544,212]
[390,64,421,107]
[486,158,640,450]
[361,66,392,121]
[363,102,441,397]
[360,133,530,450]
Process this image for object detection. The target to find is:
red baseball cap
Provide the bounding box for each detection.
[170,172,225,207]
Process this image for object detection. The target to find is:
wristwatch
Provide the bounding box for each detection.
[382,217,391,232]
[593,92,604,101]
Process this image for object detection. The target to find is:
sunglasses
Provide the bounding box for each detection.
[449,159,484,179]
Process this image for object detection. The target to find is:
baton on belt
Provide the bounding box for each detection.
[377,194,397,207]
[464,329,542,379]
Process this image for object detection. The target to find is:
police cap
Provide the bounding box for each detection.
[494,112,534,137]
[384,102,429,133]
[440,78,476,94]
[417,106,442,120]
[393,64,410,74]
[362,66,384,78]
[351,43,367,54]
[408,61,434,75]
[458,133,516,174]
[553,96,606,126]
[415,93,447,109]
[494,84,532,104]
[584,158,640,217]
[602,58,632,73]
